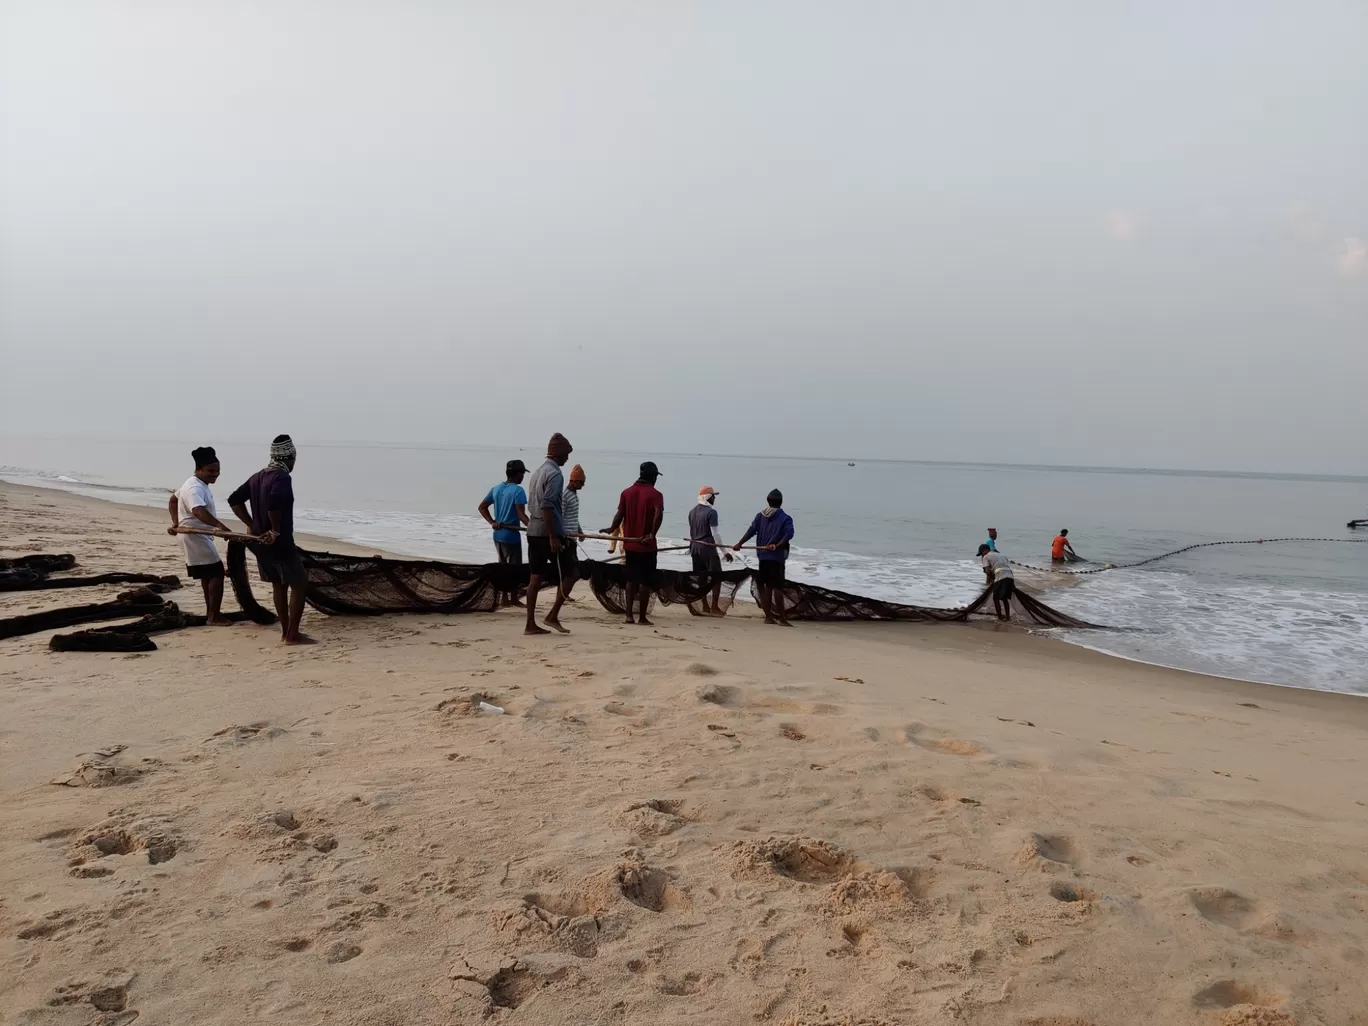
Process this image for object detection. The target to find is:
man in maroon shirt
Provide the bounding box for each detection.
[603,461,664,625]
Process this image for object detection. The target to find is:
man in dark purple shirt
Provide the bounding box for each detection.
[229,434,313,645]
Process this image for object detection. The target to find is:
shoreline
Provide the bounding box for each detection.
[1,478,1358,705]
[4,477,1368,1024]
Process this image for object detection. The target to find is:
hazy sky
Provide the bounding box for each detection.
[2,1,1365,474]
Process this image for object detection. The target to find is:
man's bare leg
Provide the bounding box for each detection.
[525,574,550,635]
[272,581,290,636]
[773,585,792,627]
[624,582,638,624]
[637,586,653,626]
[543,581,569,634]
[282,584,315,644]
[759,583,777,624]
[203,576,230,625]
[710,579,724,616]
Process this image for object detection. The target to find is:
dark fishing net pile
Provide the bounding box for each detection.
[0,541,1104,651]
[0,553,180,593]
[0,545,275,650]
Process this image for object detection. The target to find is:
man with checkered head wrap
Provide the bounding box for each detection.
[228,435,314,645]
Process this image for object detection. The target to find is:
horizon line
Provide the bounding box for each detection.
[2,431,1365,484]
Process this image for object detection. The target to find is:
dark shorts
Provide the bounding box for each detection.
[257,548,307,588]
[495,540,523,564]
[1051,556,1067,564]
[691,551,722,574]
[625,550,658,586]
[187,561,225,581]
[756,559,787,587]
[994,577,1016,601]
[528,536,575,581]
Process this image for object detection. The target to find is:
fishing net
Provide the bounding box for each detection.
[0,553,179,593]
[294,547,520,615]
[579,560,1101,627]
[1,587,170,642]
[50,600,209,652]
[0,543,1104,651]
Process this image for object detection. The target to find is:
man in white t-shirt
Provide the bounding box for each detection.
[167,446,233,624]
[977,542,1015,621]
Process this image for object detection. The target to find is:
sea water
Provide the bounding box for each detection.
[3,436,1366,694]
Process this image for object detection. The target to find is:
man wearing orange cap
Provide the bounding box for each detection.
[560,464,586,598]
[688,486,733,615]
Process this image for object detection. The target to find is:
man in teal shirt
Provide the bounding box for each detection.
[478,460,529,606]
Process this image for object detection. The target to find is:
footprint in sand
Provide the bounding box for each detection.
[1049,882,1099,903]
[1013,833,1082,869]
[68,821,179,869]
[698,683,742,706]
[1190,888,1261,929]
[1191,979,1285,1011]
[612,799,695,839]
[729,837,854,883]
[900,723,984,756]
[1189,888,1308,944]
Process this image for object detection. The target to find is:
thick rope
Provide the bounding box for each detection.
[1010,536,1368,575]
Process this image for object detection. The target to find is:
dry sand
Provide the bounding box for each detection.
[2,480,1367,1026]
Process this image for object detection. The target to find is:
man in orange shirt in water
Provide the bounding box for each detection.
[1051,529,1078,564]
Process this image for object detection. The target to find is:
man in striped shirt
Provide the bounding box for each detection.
[561,465,586,599]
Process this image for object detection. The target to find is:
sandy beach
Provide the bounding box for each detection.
[2,479,1367,1026]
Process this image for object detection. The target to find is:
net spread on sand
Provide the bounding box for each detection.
[0,541,1103,650]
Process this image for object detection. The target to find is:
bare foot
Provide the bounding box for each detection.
[637,617,654,627]
[777,619,794,628]
[544,618,570,635]
[764,617,778,625]
[281,634,317,646]
[507,599,526,608]
[624,616,636,625]
[524,624,551,636]
[206,617,233,626]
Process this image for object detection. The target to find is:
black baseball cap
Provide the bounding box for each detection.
[639,461,661,478]
[507,459,527,474]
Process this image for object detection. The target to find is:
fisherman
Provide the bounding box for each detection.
[604,462,665,626]
[688,486,733,616]
[735,489,795,626]
[228,435,312,645]
[1051,528,1078,564]
[524,434,575,636]
[478,459,529,607]
[978,542,1015,621]
[560,464,586,599]
[166,446,233,625]
[984,527,999,552]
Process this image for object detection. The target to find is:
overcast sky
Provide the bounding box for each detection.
[2,1,1365,474]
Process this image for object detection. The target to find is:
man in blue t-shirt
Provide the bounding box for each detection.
[478,460,529,607]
